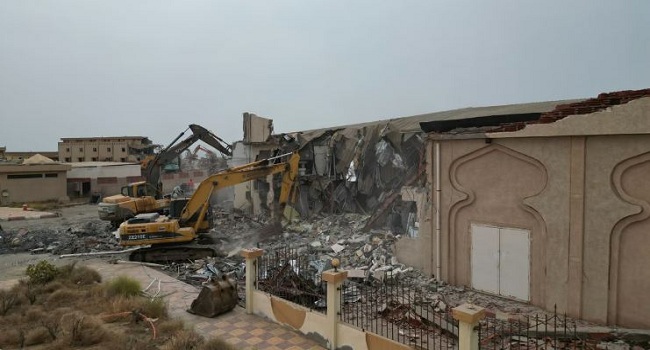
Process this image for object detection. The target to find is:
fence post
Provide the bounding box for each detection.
[322,266,348,350]
[240,248,264,314]
[452,303,485,350]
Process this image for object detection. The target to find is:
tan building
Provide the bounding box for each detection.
[0,154,70,205]
[396,90,650,329]
[67,162,143,199]
[3,151,59,162]
[58,136,155,163]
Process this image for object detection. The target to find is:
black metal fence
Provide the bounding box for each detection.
[256,247,327,313]
[340,273,459,350]
[477,306,598,350]
[255,249,600,350]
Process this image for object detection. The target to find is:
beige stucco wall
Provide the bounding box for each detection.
[252,290,409,350]
[0,164,70,204]
[413,99,650,329]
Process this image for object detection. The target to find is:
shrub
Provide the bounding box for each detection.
[14,279,40,305]
[24,327,52,346]
[68,265,102,285]
[26,260,59,284]
[41,314,62,341]
[0,289,19,316]
[161,330,204,350]
[0,328,22,348]
[104,296,141,318]
[43,280,65,294]
[46,288,81,308]
[57,262,102,285]
[157,319,185,336]
[200,337,238,350]
[60,312,109,347]
[24,306,47,323]
[107,276,141,297]
[140,297,167,319]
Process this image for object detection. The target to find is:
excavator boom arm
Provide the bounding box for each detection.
[144,124,233,193]
[179,152,300,232]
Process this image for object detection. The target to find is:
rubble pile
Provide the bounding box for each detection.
[192,212,580,320]
[0,221,117,255]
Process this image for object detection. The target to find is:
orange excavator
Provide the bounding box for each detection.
[98,124,232,226]
[118,151,300,262]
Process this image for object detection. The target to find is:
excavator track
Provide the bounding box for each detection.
[129,243,216,263]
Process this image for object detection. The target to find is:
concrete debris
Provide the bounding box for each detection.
[0,221,117,255]
[330,243,345,253]
[347,269,367,279]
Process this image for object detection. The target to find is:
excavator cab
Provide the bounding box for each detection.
[121,182,162,199]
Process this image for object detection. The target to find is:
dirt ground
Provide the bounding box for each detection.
[0,204,127,283]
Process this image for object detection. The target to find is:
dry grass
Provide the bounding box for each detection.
[24,326,52,346]
[59,262,102,285]
[200,337,240,350]
[160,329,204,350]
[0,263,236,349]
[107,275,142,297]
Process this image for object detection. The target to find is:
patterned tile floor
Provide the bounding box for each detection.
[192,307,325,350]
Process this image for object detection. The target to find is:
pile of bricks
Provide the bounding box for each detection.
[496,88,650,132]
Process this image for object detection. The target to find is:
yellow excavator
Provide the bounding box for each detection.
[118,152,300,262]
[98,124,232,226]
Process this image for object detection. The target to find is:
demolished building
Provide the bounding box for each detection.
[226,88,650,330]
[228,99,580,247]
[227,111,428,232]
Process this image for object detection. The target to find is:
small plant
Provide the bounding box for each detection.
[61,312,108,347]
[46,288,81,308]
[200,337,239,350]
[26,260,59,284]
[24,327,51,346]
[16,280,39,305]
[66,265,102,286]
[161,330,204,350]
[0,290,18,316]
[107,276,142,297]
[41,317,61,340]
[157,319,185,336]
[140,297,168,319]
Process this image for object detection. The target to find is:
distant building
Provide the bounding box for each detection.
[58,136,156,163]
[4,151,59,162]
[66,161,143,198]
[0,154,70,205]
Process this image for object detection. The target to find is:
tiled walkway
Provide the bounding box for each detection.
[192,308,323,350]
[86,259,326,350]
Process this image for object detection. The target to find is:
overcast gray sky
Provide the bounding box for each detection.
[1,1,649,151]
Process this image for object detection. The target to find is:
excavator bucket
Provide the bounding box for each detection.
[187,275,238,317]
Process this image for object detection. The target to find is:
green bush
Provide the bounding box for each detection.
[106,276,141,297]
[26,261,59,285]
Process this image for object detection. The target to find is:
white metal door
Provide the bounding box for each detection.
[499,228,530,301]
[470,224,530,301]
[471,224,500,295]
